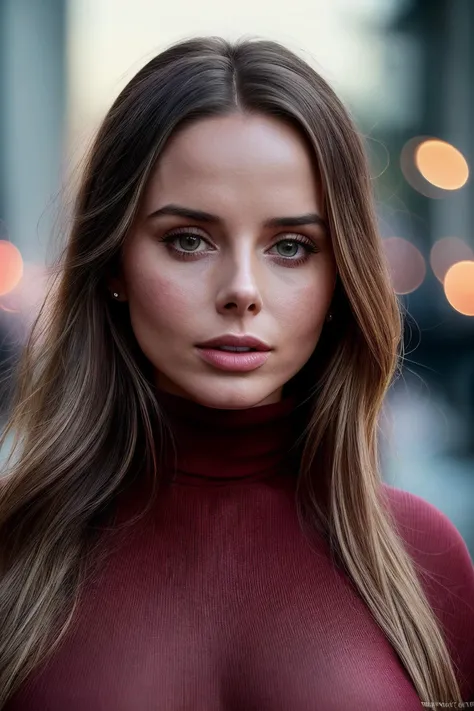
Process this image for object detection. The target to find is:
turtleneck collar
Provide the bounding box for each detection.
[154,388,303,486]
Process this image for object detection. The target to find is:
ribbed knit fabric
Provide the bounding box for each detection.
[6,389,474,710]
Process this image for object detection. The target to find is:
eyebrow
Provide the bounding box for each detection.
[146,203,328,232]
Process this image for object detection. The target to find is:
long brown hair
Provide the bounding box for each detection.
[0,35,463,704]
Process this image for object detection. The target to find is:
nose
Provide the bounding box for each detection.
[215,245,263,317]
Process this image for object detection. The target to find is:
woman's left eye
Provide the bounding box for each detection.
[271,238,319,260]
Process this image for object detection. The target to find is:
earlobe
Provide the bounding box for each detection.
[106,278,127,302]
[110,289,127,302]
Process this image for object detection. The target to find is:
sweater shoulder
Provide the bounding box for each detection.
[381,483,474,698]
[381,483,474,577]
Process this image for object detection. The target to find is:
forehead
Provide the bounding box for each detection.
[143,113,323,211]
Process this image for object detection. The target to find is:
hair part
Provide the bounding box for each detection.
[0,35,463,704]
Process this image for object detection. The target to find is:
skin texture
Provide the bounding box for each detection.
[110,112,337,409]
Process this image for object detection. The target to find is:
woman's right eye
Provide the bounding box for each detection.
[163,233,204,251]
[158,230,211,259]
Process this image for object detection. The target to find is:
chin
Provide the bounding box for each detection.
[208,384,284,409]
[159,374,283,410]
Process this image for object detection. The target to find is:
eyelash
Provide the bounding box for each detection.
[158,228,320,267]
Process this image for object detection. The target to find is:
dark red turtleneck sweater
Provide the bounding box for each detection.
[6,390,474,710]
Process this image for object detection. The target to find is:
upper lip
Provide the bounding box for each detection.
[196,334,272,351]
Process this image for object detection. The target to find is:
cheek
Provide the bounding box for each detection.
[127,269,199,338]
[273,280,330,343]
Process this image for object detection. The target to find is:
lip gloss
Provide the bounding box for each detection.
[195,348,271,372]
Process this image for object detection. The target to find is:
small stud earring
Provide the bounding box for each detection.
[326,312,333,322]
[112,292,119,299]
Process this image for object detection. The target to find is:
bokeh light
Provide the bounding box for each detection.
[444,260,474,316]
[401,136,469,198]
[382,237,426,294]
[430,237,474,283]
[400,137,440,198]
[415,139,469,190]
[0,263,49,316]
[0,240,23,297]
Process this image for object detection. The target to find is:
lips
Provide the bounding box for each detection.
[195,344,271,372]
[196,334,271,351]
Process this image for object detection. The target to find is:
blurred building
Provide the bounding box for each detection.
[385,0,474,453]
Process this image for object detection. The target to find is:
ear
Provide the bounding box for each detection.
[106,270,128,302]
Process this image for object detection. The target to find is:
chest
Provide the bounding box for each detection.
[6,490,423,710]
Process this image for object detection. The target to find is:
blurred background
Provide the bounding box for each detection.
[0,0,473,551]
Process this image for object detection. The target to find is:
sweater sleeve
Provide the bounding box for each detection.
[382,483,474,701]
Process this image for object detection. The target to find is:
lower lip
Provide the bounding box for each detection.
[196,347,271,372]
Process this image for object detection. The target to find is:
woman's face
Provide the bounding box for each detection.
[113,112,337,409]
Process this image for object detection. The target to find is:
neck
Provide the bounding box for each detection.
[151,386,304,486]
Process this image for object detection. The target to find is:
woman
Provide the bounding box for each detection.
[0,36,473,710]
